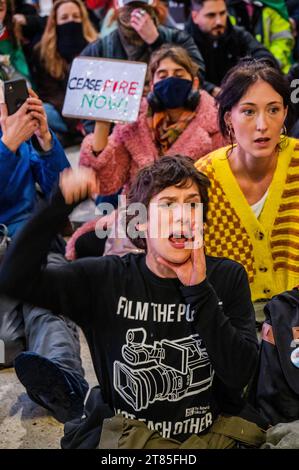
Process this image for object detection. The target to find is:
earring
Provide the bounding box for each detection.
[226,124,234,140]
[281,125,287,135]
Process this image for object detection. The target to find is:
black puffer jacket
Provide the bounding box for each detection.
[185,18,278,94]
[81,24,206,79]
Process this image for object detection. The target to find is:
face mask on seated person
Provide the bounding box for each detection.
[153,77,193,109]
[56,22,87,63]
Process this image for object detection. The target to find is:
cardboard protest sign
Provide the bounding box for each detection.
[62,57,147,123]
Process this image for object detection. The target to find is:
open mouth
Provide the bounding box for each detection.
[168,232,194,249]
[254,137,271,144]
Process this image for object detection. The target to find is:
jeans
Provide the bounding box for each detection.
[0,253,84,379]
[44,102,69,134]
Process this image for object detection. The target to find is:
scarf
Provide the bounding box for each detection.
[149,109,196,155]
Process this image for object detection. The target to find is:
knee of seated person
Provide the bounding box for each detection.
[0,336,25,368]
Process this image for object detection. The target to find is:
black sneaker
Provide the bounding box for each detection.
[14,352,89,423]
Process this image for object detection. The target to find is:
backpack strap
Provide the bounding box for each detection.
[265,290,299,394]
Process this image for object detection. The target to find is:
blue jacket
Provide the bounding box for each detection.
[0,131,70,237]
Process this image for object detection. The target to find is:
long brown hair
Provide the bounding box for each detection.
[37,0,98,80]
[216,57,293,155]
[217,58,291,139]
[2,0,21,47]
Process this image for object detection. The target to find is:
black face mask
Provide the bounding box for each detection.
[56,22,87,63]
[153,77,193,109]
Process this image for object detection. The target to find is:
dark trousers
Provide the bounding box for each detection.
[0,253,84,378]
[0,295,24,367]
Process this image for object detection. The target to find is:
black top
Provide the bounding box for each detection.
[287,0,299,26]
[186,18,277,93]
[81,25,206,80]
[0,189,258,441]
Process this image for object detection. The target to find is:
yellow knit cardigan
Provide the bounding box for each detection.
[195,137,299,301]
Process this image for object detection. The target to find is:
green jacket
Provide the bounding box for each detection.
[230,6,294,73]
[260,1,289,21]
[0,39,31,82]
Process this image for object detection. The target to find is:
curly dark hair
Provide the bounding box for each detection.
[125,155,210,250]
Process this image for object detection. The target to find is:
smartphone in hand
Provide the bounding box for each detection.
[4,79,29,116]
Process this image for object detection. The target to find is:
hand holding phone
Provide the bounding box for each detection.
[4,79,29,116]
[0,90,52,152]
[26,88,52,151]
[0,99,38,152]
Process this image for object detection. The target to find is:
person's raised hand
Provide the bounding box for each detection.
[59,167,100,205]
[157,224,206,286]
[27,89,52,151]
[93,120,112,154]
[130,8,159,45]
[0,100,38,152]
[13,14,27,26]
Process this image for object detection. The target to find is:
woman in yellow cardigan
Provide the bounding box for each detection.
[196,58,299,321]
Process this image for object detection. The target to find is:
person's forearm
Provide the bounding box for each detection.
[0,140,21,193]
[181,280,258,389]
[80,132,130,194]
[1,135,21,153]
[0,187,95,326]
[31,132,70,196]
[93,121,111,154]
[35,131,53,152]
[0,188,74,301]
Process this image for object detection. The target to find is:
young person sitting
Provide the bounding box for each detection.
[66,44,225,260]
[0,89,88,422]
[0,155,267,448]
[196,58,299,324]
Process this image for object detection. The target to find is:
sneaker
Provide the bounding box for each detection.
[14,352,89,423]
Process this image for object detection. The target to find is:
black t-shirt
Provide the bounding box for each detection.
[0,190,258,441]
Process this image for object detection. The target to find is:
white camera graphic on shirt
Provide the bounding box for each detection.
[114,328,214,411]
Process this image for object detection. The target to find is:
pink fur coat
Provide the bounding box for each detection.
[66,92,225,259]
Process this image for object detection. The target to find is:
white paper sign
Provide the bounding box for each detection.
[62,57,147,123]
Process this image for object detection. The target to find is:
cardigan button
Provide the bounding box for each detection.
[255,230,264,240]
[259,267,268,273]
[263,288,271,294]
